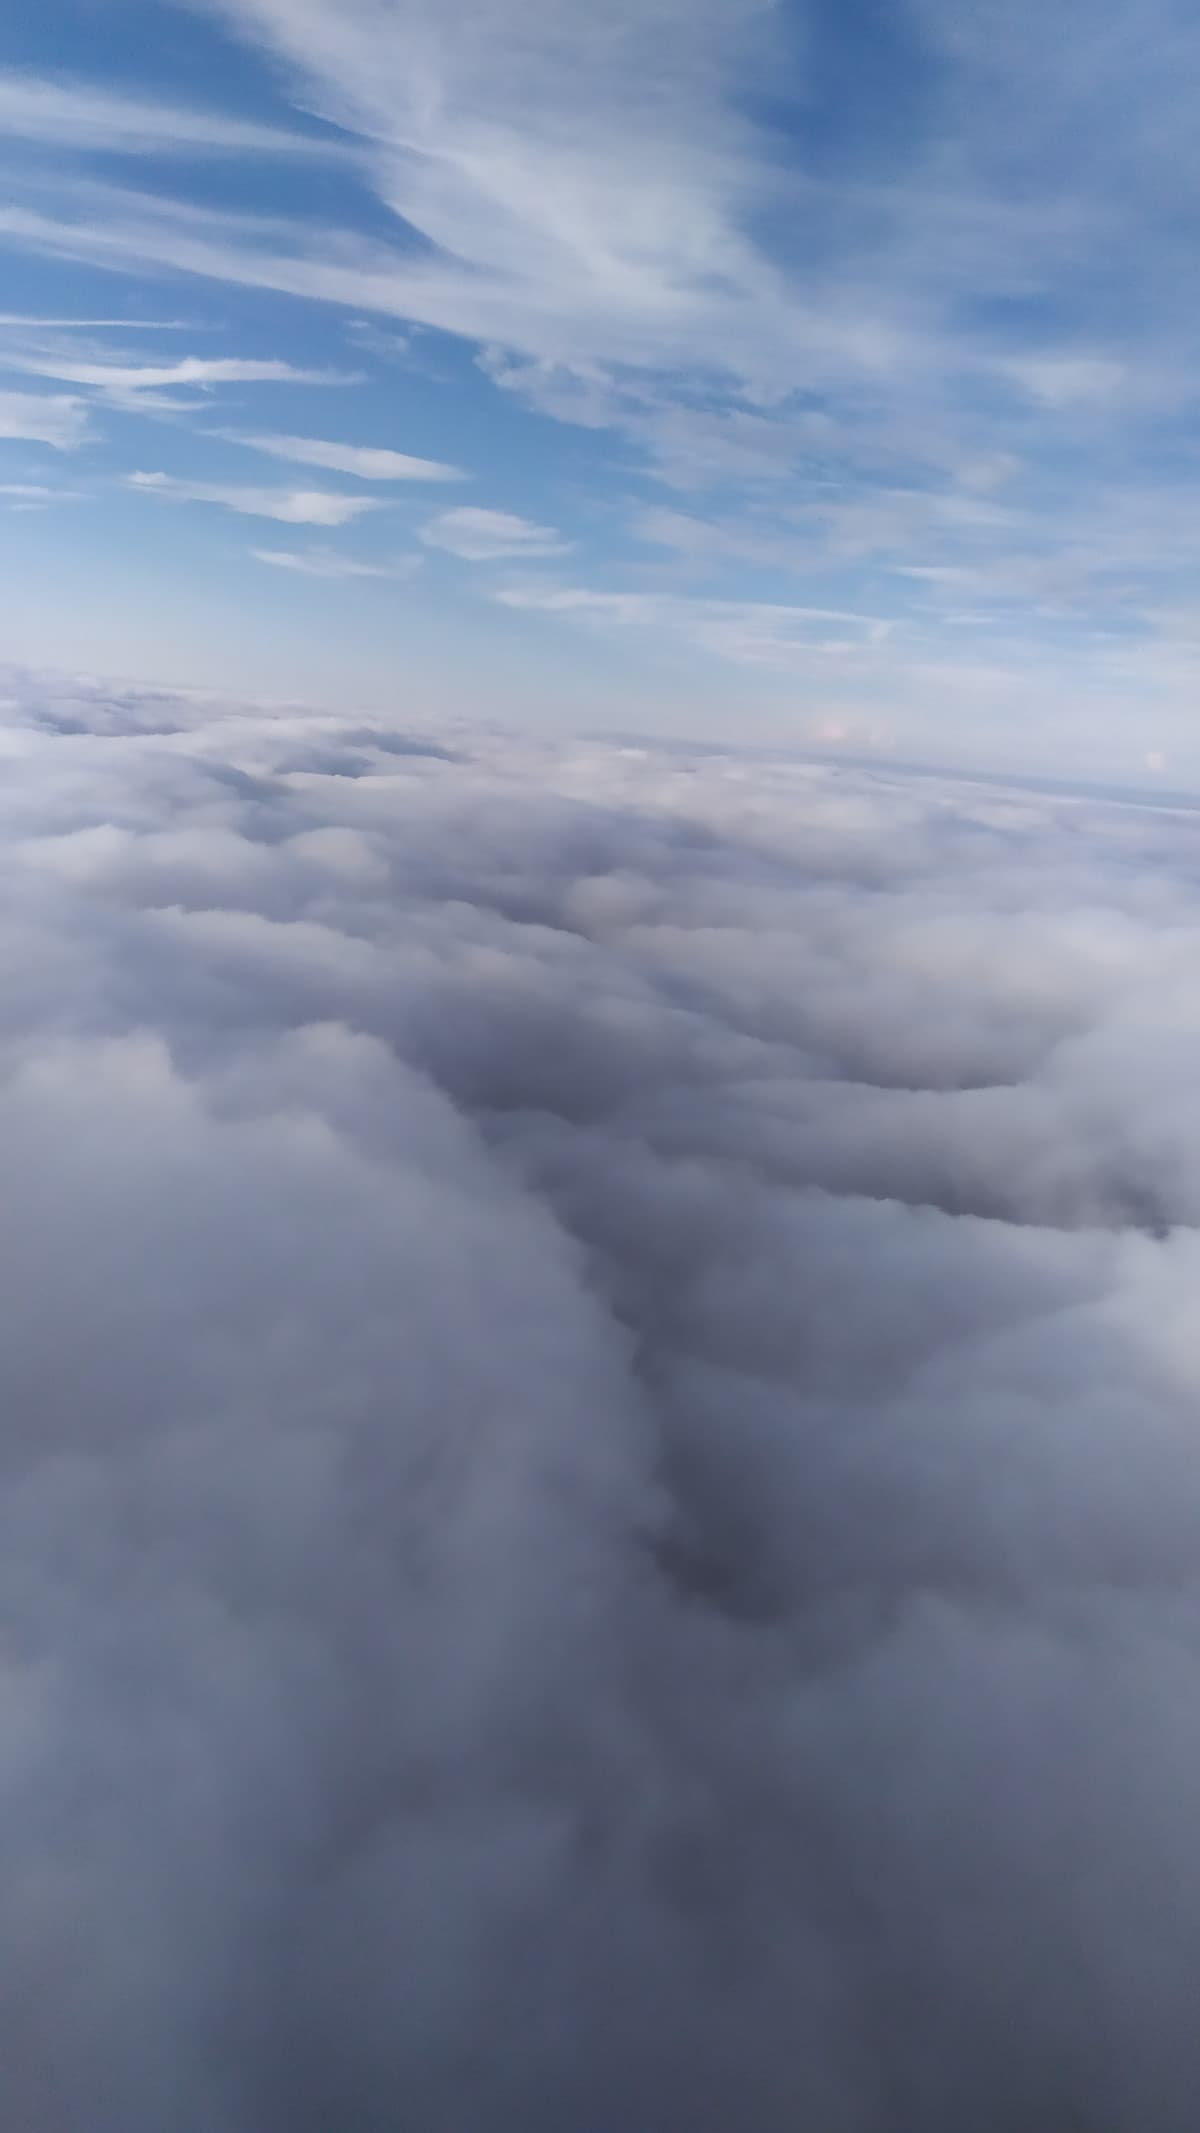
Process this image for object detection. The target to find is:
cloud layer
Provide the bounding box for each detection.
[4,674,1200,2129]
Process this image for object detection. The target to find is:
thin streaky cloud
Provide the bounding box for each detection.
[6,354,355,393]
[0,315,197,329]
[0,71,356,161]
[126,471,380,526]
[421,507,569,561]
[230,432,464,482]
[251,545,422,578]
[493,581,895,669]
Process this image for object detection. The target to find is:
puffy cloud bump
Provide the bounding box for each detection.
[3,671,1200,2130]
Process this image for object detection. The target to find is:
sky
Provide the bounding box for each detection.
[1,0,1198,776]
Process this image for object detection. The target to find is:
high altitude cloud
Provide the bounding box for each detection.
[422,505,569,559]
[495,581,891,665]
[4,669,1200,2129]
[0,69,353,159]
[126,469,380,525]
[10,353,352,394]
[0,482,75,510]
[230,431,463,481]
[0,385,87,448]
[252,544,421,577]
[10,0,787,377]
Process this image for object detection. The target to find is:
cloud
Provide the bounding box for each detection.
[5,670,1200,2127]
[189,0,789,368]
[0,386,87,448]
[6,352,353,395]
[495,580,892,663]
[230,431,464,481]
[0,69,352,159]
[422,506,569,560]
[0,314,194,328]
[0,483,77,511]
[1000,355,1130,409]
[126,470,380,525]
[251,545,422,578]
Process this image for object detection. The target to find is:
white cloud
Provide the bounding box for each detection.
[0,70,352,160]
[0,483,75,506]
[230,432,463,482]
[0,387,87,449]
[421,506,569,560]
[126,471,380,526]
[0,314,192,328]
[7,353,353,395]
[4,673,1200,2126]
[495,580,892,664]
[252,545,422,578]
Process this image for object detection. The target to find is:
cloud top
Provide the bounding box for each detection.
[3,673,1200,2127]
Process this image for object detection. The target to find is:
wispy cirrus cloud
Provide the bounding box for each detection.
[0,481,78,509]
[494,580,892,666]
[229,432,463,482]
[252,545,421,578]
[126,470,380,526]
[422,507,569,561]
[0,69,353,160]
[0,387,87,449]
[6,353,353,395]
[0,314,194,329]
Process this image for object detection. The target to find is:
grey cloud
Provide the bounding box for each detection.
[3,672,1200,2128]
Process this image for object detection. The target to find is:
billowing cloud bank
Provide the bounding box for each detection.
[3,673,1200,2131]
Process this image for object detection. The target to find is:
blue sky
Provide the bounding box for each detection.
[1,0,1197,775]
